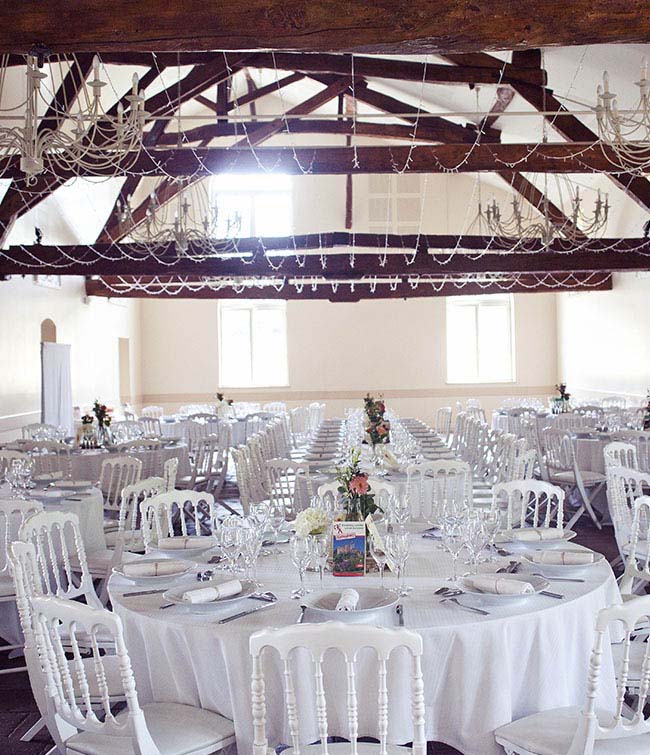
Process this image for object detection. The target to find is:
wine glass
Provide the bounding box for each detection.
[216,519,243,574]
[481,509,502,561]
[249,501,271,555]
[369,529,389,588]
[441,516,465,582]
[289,534,311,599]
[385,528,411,596]
[308,533,329,589]
[241,519,264,587]
[268,501,286,553]
[463,511,489,575]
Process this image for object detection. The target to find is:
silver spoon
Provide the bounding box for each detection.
[441,597,489,616]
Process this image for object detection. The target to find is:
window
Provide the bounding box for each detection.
[211,174,292,237]
[218,301,288,387]
[367,174,423,234]
[446,294,515,383]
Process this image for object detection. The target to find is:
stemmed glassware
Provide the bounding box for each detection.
[441,515,465,582]
[462,511,489,575]
[241,518,264,586]
[215,518,244,574]
[481,509,502,561]
[289,534,312,599]
[369,529,389,588]
[386,493,410,527]
[385,528,411,596]
[268,501,287,553]
[249,501,271,555]
[308,533,329,589]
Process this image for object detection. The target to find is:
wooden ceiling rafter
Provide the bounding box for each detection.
[84,273,613,301]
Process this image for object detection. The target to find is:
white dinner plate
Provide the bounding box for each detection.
[52,480,94,490]
[461,573,549,605]
[494,529,577,550]
[163,578,256,611]
[302,587,398,622]
[112,559,192,585]
[520,549,605,575]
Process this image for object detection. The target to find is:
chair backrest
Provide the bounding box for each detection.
[435,406,452,442]
[266,459,314,518]
[611,430,650,472]
[0,449,26,478]
[316,480,341,512]
[138,416,162,437]
[116,439,164,478]
[290,407,311,447]
[552,413,592,431]
[604,441,638,471]
[606,465,650,554]
[163,457,178,490]
[492,479,565,530]
[249,622,426,755]
[99,455,143,510]
[30,441,72,476]
[232,446,253,514]
[0,498,43,580]
[140,489,216,548]
[540,427,573,474]
[619,496,650,596]
[111,420,146,443]
[141,405,164,419]
[564,596,650,753]
[405,460,472,523]
[185,419,209,455]
[262,402,287,415]
[116,477,167,546]
[601,395,626,409]
[31,596,160,752]
[513,448,537,480]
[19,510,102,608]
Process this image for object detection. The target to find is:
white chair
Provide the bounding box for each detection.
[405,460,472,523]
[232,446,255,515]
[111,419,146,443]
[0,498,43,674]
[177,435,220,492]
[163,456,179,490]
[266,458,316,519]
[619,495,650,598]
[141,405,164,419]
[250,622,426,754]
[19,510,117,606]
[316,479,340,512]
[139,416,163,438]
[104,477,168,552]
[494,596,650,755]
[115,439,164,478]
[22,422,60,440]
[141,490,217,549]
[606,465,650,564]
[540,428,604,530]
[31,595,236,755]
[602,395,627,409]
[0,449,26,478]
[604,441,638,471]
[99,455,143,522]
[434,406,452,444]
[30,440,73,477]
[290,406,311,448]
[262,402,287,415]
[492,480,565,531]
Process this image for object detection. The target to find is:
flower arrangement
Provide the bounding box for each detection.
[215,392,234,405]
[552,383,571,414]
[364,393,390,445]
[294,507,331,537]
[81,414,94,425]
[92,400,112,428]
[335,449,381,520]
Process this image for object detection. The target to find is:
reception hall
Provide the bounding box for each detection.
[2,4,650,754]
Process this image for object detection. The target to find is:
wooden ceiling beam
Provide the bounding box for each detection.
[83,273,613,301]
[5,237,650,276]
[3,2,648,54]
[0,143,636,179]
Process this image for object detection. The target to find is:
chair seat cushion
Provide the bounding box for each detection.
[66,701,235,755]
[69,550,115,575]
[551,470,606,486]
[104,529,145,552]
[494,705,650,754]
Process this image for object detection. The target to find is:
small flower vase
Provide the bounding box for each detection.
[97,424,113,448]
[371,445,384,469]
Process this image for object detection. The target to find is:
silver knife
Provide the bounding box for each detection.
[396,604,404,626]
[123,588,168,597]
[218,600,278,624]
[296,605,307,623]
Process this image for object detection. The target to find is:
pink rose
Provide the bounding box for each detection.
[377,424,388,436]
[349,474,369,495]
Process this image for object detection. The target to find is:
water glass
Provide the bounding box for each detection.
[441,516,465,582]
[308,533,329,589]
[463,511,489,574]
[249,501,271,555]
[268,501,286,552]
[215,519,243,574]
[241,520,264,586]
[289,534,312,598]
[385,528,411,596]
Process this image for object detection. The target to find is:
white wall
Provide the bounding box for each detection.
[139,290,558,420]
[557,272,650,403]
[0,276,141,440]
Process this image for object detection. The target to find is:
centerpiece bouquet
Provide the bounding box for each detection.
[93,400,113,446]
[294,507,331,537]
[335,449,380,521]
[364,393,390,446]
[215,391,234,419]
[552,383,571,414]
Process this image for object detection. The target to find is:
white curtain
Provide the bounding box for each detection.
[41,342,73,434]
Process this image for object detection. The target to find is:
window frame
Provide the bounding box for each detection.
[217,299,289,389]
[445,294,516,385]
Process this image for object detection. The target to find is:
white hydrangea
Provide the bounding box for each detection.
[294,507,331,537]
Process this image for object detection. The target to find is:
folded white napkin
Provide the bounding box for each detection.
[122,560,186,577]
[508,528,564,542]
[529,550,596,566]
[336,588,360,611]
[182,580,242,604]
[157,536,210,550]
[465,575,535,595]
[379,447,401,471]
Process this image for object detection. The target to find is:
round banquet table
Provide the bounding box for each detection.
[66,444,191,480]
[0,483,105,645]
[110,531,620,755]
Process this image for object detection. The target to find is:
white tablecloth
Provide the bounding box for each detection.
[0,485,105,645]
[110,533,619,755]
[66,445,191,480]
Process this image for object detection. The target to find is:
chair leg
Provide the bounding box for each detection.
[21,716,46,742]
[575,478,603,530]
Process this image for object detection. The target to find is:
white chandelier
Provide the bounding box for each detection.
[476,175,610,248]
[596,59,650,173]
[0,54,147,184]
[118,177,242,256]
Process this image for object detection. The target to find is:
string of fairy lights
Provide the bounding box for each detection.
[0,48,647,298]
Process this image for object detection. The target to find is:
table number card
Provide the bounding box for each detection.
[332,521,366,576]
